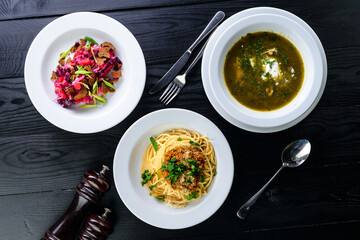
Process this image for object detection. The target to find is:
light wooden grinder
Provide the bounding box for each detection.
[42,165,110,240]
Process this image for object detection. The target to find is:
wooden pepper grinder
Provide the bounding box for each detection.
[78,208,114,240]
[42,165,110,240]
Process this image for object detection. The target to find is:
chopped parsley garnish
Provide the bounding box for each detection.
[191,165,201,174]
[241,56,251,69]
[280,53,288,64]
[177,137,182,141]
[186,159,202,175]
[282,90,290,99]
[149,184,157,190]
[185,192,199,200]
[214,171,217,176]
[185,159,196,165]
[201,175,206,183]
[270,34,279,41]
[160,159,186,185]
[150,137,158,152]
[185,176,194,184]
[264,59,275,68]
[141,170,154,186]
[210,162,216,166]
[189,140,200,146]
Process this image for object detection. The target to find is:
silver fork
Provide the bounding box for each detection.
[159,40,208,105]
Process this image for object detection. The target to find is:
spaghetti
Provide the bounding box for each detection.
[140,128,217,208]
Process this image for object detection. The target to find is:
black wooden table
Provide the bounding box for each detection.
[0,0,360,239]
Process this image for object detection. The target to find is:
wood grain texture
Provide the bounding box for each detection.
[0,0,360,239]
[0,0,220,20]
[0,163,359,239]
[0,0,360,78]
[0,69,360,196]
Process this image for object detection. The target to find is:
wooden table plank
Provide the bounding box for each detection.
[0,47,360,195]
[0,162,359,238]
[0,0,221,20]
[0,0,359,79]
[0,0,359,239]
[0,72,360,195]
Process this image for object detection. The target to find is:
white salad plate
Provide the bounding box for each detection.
[113,108,234,229]
[25,12,146,133]
[201,7,327,133]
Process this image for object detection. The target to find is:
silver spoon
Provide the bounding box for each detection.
[237,139,311,219]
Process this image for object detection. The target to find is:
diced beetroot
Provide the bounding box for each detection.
[72,75,85,85]
[57,77,64,84]
[82,58,92,65]
[99,64,113,77]
[64,72,71,82]
[51,39,121,107]
[57,89,67,99]
[74,83,82,90]
[75,97,93,104]
[82,96,94,104]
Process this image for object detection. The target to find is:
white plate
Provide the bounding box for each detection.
[113,108,234,229]
[25,12,146,133]
[209,13,322,128]
[202,7,327,133]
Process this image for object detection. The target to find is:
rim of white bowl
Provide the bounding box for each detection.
[208,13,323,128]
[202,7,327,132]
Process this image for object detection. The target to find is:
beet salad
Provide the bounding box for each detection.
[50,37,122,108]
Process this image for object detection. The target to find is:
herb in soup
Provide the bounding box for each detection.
[223,31,304,111]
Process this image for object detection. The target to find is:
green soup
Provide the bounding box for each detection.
[224,31,304,111]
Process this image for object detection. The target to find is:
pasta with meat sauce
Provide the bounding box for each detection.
[140,129,217,208]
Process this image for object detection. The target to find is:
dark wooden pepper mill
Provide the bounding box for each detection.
[42,165,110,240]
[78,208,114,240]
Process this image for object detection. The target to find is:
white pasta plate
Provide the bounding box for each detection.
[113,108,234,229]
[25,12,146,133]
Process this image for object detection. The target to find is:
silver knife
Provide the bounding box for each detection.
[149,11,225,94]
